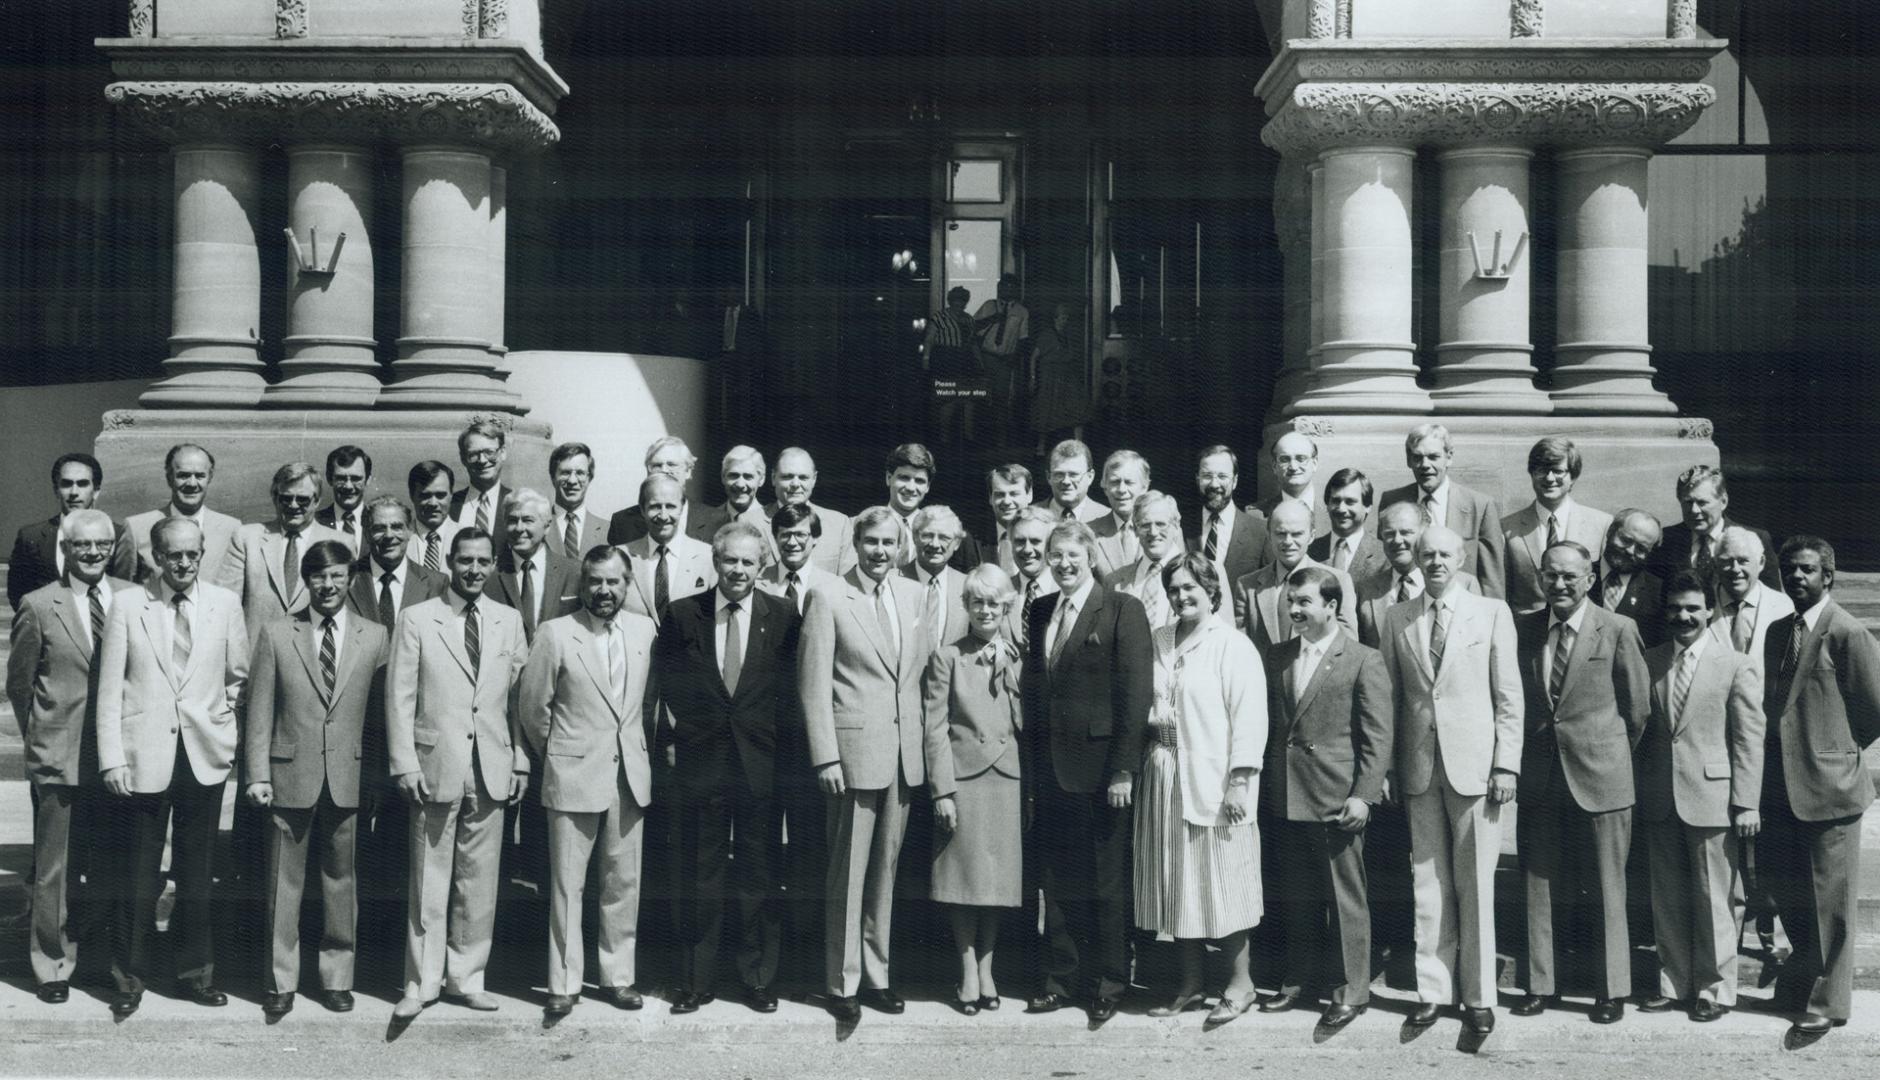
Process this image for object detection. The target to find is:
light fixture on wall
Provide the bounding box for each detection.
[284,226,346,281]
[1467,229,1527,281]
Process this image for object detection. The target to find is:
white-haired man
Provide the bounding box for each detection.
[690,445,780,564]
[608,436,698,546]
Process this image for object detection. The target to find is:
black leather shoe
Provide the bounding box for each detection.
[1792,1013,1843,1035]
[544,994,575,1017]
[828,995,861,1021]
[1319,1002,1367,1028]
[178,984,229,1007]
[35,981,69,1004]
[1464,1007,1496,1035]
[1406,1002,1441,1027]
[1089,996,1120,1023]
[670,990,710,1014]
[111,990,143,1019]
[262,991,294,1018]
[1510,993,1553,1017]
[1026,992,1068,1014]
[860,987,905,1014]
[1259,990,1301,1013]
[319,990,354,1013]
[746,985,778,1013]
[1591,998,1624,1024]
[1637,995,1678,1013]
[601,986,644,1010]
[1690,1000,1726,1023]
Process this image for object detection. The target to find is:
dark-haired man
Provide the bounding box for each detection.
[9,453,137,609]
[316,445,372,556]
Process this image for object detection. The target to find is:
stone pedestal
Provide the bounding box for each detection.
[486,163,509,365]
[142,144,265,408]
[269,144,380,408]
[1430,147,1550,414]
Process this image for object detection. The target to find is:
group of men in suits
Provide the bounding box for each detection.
[7,419,1878,1044]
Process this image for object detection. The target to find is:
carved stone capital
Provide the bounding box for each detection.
[1262,80,1716,155]
[1510,0,1543,38]
[480,0,510,39]
[105,80,559,153]
[277,0,309,39]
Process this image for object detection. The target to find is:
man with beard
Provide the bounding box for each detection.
[547,442,608,561]
[1090,451,1148,578]
[124,444,241,586]
[9,453,136,609]
[1191,445,1270,628]
[689,446,779,565]
[1309,468,1387,585]
[1595,510,1667,647]
[315,445,371,557]
[406,461,461,576]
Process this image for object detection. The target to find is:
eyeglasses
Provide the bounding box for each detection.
[158,550,203,564]
[463,450,501,463]
[276,494,315,507]
[66,540,114,553]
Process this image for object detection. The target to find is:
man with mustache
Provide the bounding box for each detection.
[1594,509,1668,648]
[1191,445,1270,629]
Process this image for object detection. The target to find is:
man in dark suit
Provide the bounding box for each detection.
[1309,467,1387,585]
[1377,423,1506,599]
[1022,519,1152,1023]
[244,540,389,1018]
[874,443,983,572]
[1261,565,1391,1029]
[406,461,460,576]
[6,510,134,1002]
[9,453,137,610]
[981,463,1035,575]
[607,435,697,546]
[1191,445,1270,629]
[659,522,802,1014]
[315,445,371,557]
[1511,541,1650,1025]
[1595,509,1666,648]
[1647,465,1779,593]
[483,489,582,646]
[449,420,511,544]
[1758,536,1880,1037]
[547,441,609,561]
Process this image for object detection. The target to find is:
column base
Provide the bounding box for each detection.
[138,362,267,409]
[1284,341,1432,416]
[268,338,385,407]
[1549,343,1676,416]
[1259,413,1718,526]
[1428,343,1551,415]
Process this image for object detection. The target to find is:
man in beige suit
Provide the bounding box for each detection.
[123,444,241,586]
[1711,526,1794,661]
[219,461,348,638]
[7,510,134,1003]
[1637,570,1764,1021]
[1089,451,1148,578]
[244,540,389,1018]
[519,546,657,1017]
[1377,525,1520,1035]
[799,506,936,1021]
[95,516,249,1018]
[621,473,717,621]
[386,527,529,1020]
[1233,501,1355,655]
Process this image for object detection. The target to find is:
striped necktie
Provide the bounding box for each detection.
[1549,622,1575,706]
[424,531,442,572]
[88,585,105,658]
[564,513,582,560]
[463,600,481,678]
[1203,512,1222,563]
[1428,599,1448,676]
[320,616,337,698]
[474,494,490,534]
[1671,647,1696,727]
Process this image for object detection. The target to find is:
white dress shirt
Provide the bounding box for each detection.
[452,484,503,531]
[714,588,755,681]
[67,575,115,652]
[864,572,902,656]
[409,520,462,571]
[1798,598,1828,633]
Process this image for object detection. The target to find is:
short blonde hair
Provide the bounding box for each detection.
[961,563,1017,608]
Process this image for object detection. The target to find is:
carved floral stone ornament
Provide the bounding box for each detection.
[1292,417,1336,438]
[1678,418,1715,440]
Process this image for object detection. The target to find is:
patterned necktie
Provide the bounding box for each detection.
[1396,573,1413,604]
[654,545,671,615]
[320,615,337,698]
[463,599,481,678]
[874,582,900,666]
[1545,513,1560,551]
[172,592,192,673]
[1422,493,1438,525]
[786,571,801,613]
[88,584,105,658]
[1549,622,1575,706]
[1429,599,1448,676]
[564,513,582,560]
[1020,575,1039,648]
[1604,570,1623,609]
[1049,599,1077,669]
[283,531,302,603]
[379,570,398,628]
[343,510,356,542]
[722,600,744,695]
[1730,600,1754,654]
[1203,512,1222,563]
[424,531,442,572]
[519,560,537,641]
[1671,647,1696,727]
[474,493,490,534]
[1780,617,1806,684]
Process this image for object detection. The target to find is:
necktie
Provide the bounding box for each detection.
[1730,601,1754,654]
[1428,600,1448,676]
[1604,570,1623,608]
[607,622,626,707]
[1780,618,1806,684]
[927,575,944,644]
[654,545,671,615]
[1396,574,1413,604]
[1294,644,1315,705]
[1422,493,1438,525]
[1545,513,1560,551]
[874,583,900,666]
[1332,537,1352,573]
[283,531,302,603]
[1049,599,1077,669]
[1549,622,1575,705]
[474,494,490,534]
[786,571,801,613]
[343,510,356,542]
[464,600,481,678]
[424,531,442,572]
[722,600,744,695]
[1020,575,1039,647]
[378,570,397,628]
[564,513,582,560]
[519,560,537,641]
[320,615,337,698]
[88,584,105,657]
[1203,512,1222,563]
[1672,647,1696,727]
[172,592,192,673]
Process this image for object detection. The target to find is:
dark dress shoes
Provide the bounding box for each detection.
[1690,1000,1726,1023]
[1259,990,1300,1014]
[262,992,295,1018]
[319,990,354,1013]
[828,995,861,1021]
[544,994,576,1018]
[1319,1002,1367,1029]
[1792,1013,1843,1035]
[1406,1002,1441,1027]
[179,984,229,1007]
[1510,993,1553,1017]
[35,981,69,1004]
[111,990,143,1019]
[601,986,644,1010]
[746,985,778,1013]
[860,987,905,1014]
[1463,1007,1495,1034]
[1026,992,1068,1014]
[1590,998,1624,1024]
[670,990,711,1014]
[1089,996,1120,1023]
[1637,996,1679,1013]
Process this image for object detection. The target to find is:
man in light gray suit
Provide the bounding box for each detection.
[1711,526,1793,661]
[123,443,241,587]
[798,506,937,1021]
[219,461,348,638]
[904,505,971,652]
[1377,525,1520,1036]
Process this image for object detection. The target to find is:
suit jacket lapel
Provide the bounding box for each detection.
[1521,509,1545,571]
[180,593,214,688]
[329,617,371,712]
[572,619,622,719]
[1399,607,1434,684]
[1055,585,1106,675]
[1294,633,1343,717]
[731,598,772,702]
[48,589,90,661]
[263,529,293,608]
[1556,611,1603,708]
[435,604,475,682]
[140,598,178,688]
[1783,609,1829,716]
[291,616,326,701]
[848,575,897,675]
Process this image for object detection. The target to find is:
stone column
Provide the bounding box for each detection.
[1551,146,1673,415]
[268,144,380,407]
[1267,157,1313,421]
[486,162,509,365]
[141,143,266,408]
[1430,147,1550,413]
[1285,145,1431,416]
[381,146,520,410]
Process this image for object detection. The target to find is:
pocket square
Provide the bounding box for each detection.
[1085,632,1102,647]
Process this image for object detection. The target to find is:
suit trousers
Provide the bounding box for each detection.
[545,771,645,996]
[778,761,829,988]
[1036,783,1132,1002]
[1273,817,1372,1005]
[266,788,359,993]
[1405,751,1501,1008]
[1644,817,1741,1005]
[403,774,506,999]
[28,782,84,985]
[1759,790,1861,1021]
[108,738,226,992]
[1362,799,1416,966]
[1520,761,1632,1000]
[675,784,783,994]
[823,778,912,997]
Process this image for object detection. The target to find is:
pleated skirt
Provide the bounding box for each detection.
[1132,744,1263,939]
